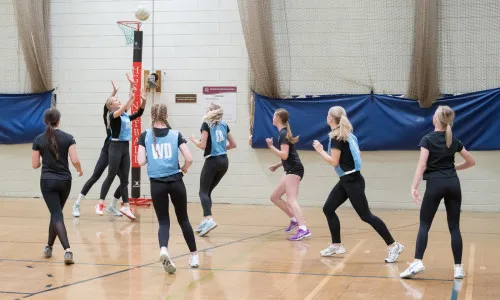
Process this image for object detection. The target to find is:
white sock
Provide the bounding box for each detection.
[290,217,297,222]
[75,194,85,205]
[299,225,307,231]
[111,198,119,207]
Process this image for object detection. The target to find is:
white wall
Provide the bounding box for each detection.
[0,0,498,211]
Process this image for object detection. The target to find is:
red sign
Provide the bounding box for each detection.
[131,61,142,168]
[203,86,237,95]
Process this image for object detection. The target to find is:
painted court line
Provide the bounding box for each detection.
[0,291,31,295]
[304,240,366,300]
[465,243,475,300]
[21,228,283,298]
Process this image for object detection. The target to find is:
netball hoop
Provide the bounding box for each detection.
[117,20,151,207]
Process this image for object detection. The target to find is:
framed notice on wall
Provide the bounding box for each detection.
[202,86,237,123]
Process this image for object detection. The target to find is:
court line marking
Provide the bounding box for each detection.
[21,228,284,298]
[0,291,31,295]
[304,240,365,300]
[465,243,475,300]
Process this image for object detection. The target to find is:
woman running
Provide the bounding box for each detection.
[97,77,147,220]
[32,108,83,264]
[267,108,310,241]
[190,102,237,237]
[400,105,475,279]
[138,103,198,274]
[73,81,123,217]
[312,106,403,261]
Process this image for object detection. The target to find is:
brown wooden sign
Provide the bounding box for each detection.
[175,94,197,103]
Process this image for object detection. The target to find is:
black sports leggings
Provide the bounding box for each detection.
[323,173,395,245]
[41,179,72,249]
[100,142,130,203]
[81,148,121,199]
[415,177,463,264]
[150,179,197,252]
[199,155,228,217]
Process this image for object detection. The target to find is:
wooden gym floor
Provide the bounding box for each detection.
[0,198,498,299]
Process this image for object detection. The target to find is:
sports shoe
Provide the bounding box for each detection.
[160,248,176,274]
[400,260,425,279]
[106,205,123,217]
[120,206,136,220]
[195,219,207,233]
[385,241,404,263]
[285,220,299,232]
[288,228,311,241]
[454,264,465,279]
[43,245,53,258]
[95,203,104,216]
[199,218,217,237]
[64,251,74,265]
[320,244,346,256]
[72,204,80,217]
[189,254,200,268]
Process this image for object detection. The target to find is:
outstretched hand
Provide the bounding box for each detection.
[111,80,119,94]
[126,73,135,87]
[141,87,147,101]
[312,140,324,153]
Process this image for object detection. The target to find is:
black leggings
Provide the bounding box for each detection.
[41,179,72,249]
[415,177,463,264]
[100,142,130,203]
[81,148,121,199]
[323,173,395,245]
[199,155,229,217]
[151,179,197,252]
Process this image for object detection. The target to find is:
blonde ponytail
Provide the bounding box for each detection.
[203,102,223,127]
[435,105,455,149]
[328,106,353,141]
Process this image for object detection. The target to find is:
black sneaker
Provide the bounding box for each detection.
[64,251,74,265]
[43,245,52,258]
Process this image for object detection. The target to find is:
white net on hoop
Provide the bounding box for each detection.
[117,21,141,45]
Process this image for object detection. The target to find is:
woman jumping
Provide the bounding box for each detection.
[97,75,147,220]
[73,81,123,217]
[267,108,310,241]
[138,103,199,274]
[190,102,237,237]
[32,108,83,264]
[400,105,475,279]
[312,106,403,262]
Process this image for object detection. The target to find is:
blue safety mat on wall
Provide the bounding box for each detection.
[0,90,53,144]
[252,88,500,151]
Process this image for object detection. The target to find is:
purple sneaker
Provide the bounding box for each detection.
[285,221,299,232]
[288,228,311,241]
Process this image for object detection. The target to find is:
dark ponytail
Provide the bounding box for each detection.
[44,108,61,160]
[103,104,109,128]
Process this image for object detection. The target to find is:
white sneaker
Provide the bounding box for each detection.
[199,218,217,237]
[195,219,207,233]
[159,248,176,274]
[95,204,104,216]
[385,241,404,263]
[120,206,136,220]
[400,260,425,279]
[72,204,80,217]
[189,254,200,268]
[106,205,123,217]
[320,244,346,257]
[454,264,465,279]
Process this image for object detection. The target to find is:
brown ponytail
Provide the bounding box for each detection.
[275,108,299,144]
[43,108,61,160]
[150,103,170,155]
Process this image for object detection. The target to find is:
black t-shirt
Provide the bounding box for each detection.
[278,128,303,172]
[330,138,356,172]
[419,131,464,180]
[201,122,230,157]
[138,127,187,182]
[32,130,76,181]
[109,108,144,139]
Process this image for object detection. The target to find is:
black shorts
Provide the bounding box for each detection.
[285,168,304,180]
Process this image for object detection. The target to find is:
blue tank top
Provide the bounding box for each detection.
[145,128,181,178]
[110,113,131,141]
[328,133,362,177]
[207,121,228,157]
